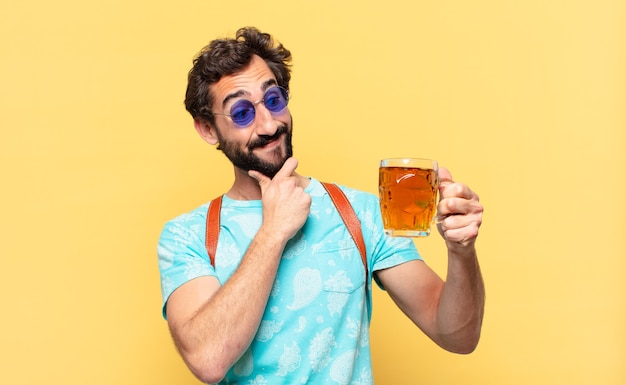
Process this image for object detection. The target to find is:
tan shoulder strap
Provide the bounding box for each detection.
[320,182,368,279]
[205,195,222,268]
[205,183,367,280]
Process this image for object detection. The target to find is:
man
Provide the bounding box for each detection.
[158,27,485,385]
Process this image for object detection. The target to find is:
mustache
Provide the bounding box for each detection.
[249,124,289,150]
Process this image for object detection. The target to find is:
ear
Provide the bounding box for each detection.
[193,118,219,145]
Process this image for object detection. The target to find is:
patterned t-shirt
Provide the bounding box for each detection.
[158,178,422,384]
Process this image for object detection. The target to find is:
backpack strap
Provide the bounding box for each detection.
[320,182,368,280]
[205,195,222,268]
[205,183,367,280]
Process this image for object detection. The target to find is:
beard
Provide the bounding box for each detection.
[216,122,293,179]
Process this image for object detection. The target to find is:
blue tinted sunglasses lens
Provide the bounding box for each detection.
[229,102,256,127]
[228,87,288,127]
[263,87,288,113]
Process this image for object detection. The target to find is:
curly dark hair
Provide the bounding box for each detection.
[184,27,292,125]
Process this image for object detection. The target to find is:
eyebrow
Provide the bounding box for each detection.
[220,79,279,109]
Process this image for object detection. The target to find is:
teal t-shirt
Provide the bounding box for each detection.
[158,178,421,384]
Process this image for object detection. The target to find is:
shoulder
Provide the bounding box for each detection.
[309,178,378,206]
[159,203,210,243]
[337,183,377,204]
[311,179,382,233]
[329,182,380,217]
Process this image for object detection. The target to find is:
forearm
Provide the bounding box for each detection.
[436,245,485,353]
[173,227,287,382]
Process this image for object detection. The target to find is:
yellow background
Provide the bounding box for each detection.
[1,0,624,384]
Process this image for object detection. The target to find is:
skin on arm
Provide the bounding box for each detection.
[165,158,311,384]
[375,167,485,354]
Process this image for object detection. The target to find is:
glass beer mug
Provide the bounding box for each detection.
[379,158,439,237]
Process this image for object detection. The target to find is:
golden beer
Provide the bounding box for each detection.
[379,158,438,237]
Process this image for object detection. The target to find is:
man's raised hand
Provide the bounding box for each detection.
[249,158,311,241]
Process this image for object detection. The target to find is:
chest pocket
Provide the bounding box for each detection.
[313,239,366,294]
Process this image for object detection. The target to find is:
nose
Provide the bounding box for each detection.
[253,103,279,136]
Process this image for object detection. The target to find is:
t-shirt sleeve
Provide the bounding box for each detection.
[356,190,423,290]
[157,210,215,319]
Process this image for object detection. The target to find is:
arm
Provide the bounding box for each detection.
[165,158,311,384]
[375,167,485,353]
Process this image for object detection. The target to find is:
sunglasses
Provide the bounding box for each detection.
[213,86,289,128]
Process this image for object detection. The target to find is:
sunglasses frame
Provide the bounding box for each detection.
[213,86,290,128]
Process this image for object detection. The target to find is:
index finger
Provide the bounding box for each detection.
[274,157,299,179]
